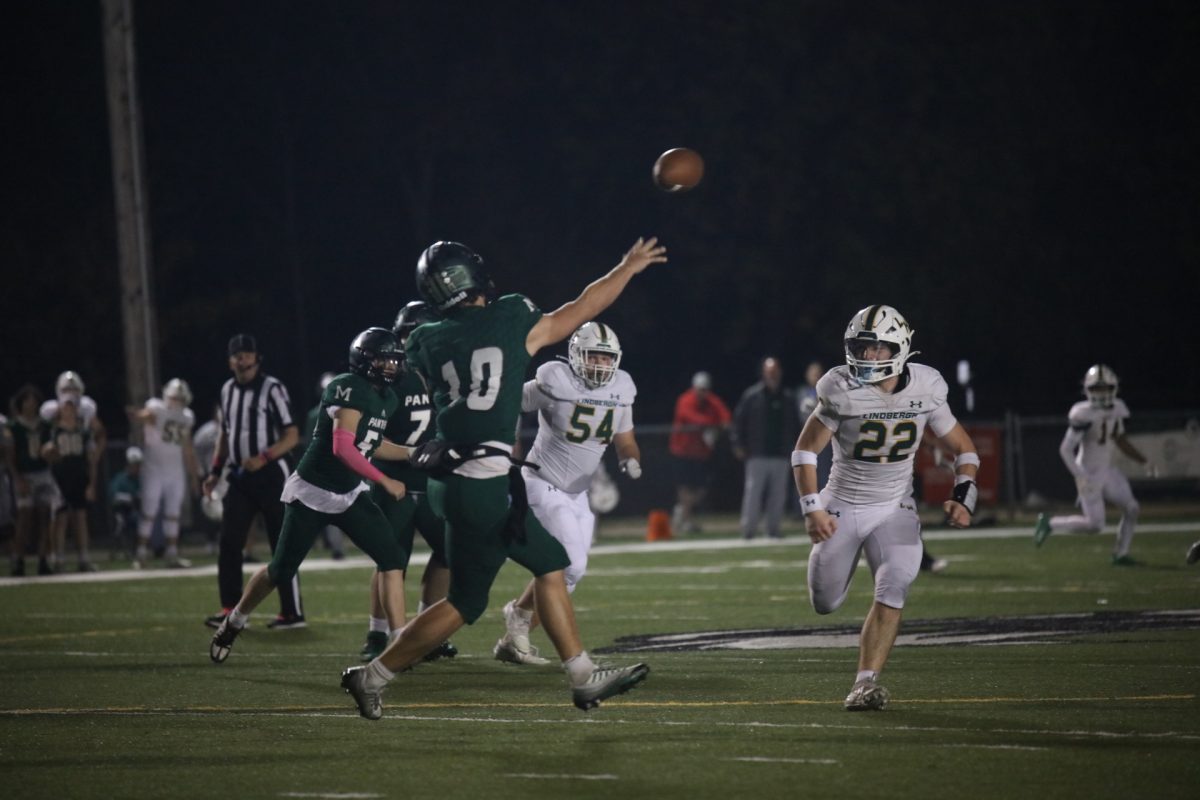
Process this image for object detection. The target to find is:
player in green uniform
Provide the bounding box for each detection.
[211,328,413,663]
[341,236,667,720]
[358,300,457,662]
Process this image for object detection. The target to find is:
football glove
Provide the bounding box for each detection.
[620,458,642,480]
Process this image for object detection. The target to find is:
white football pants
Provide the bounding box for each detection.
[1050,466,1139,557]
[807,489,923,613]
[524,470,596,593]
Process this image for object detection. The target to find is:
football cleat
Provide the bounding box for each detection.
[1111,554,1138,566]
[493,635,551,666]
[209,617,243,664]
[844,679,890,711]
[359,631,388,662]
[572,663,650,711]
[341,666,384,721]
[167,556,192,569]
[267,614,307,630]
[204,609,249,629]
[423,640,458,663]
[1033,513,1052,547]
[1187,541,1200,566]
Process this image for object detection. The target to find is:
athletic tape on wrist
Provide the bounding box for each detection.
[951,478,978,515]
[800,493,824,515]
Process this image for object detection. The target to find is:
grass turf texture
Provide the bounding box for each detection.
[2,522,1198,799]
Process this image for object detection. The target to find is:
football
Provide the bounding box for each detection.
[653,147,704,192]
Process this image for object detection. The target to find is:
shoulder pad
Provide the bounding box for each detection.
[1067,401,1094,427]
[496,293,542,316]
[613,369,637,400]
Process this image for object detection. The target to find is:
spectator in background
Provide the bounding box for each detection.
[201,334,303,629]
[128,379,200,569]
[732,357,800,540]
[668,371,732,534]
[108,446,143,559]
[45,395,98,571]
[796,361,832,490]
[6,385,60,576]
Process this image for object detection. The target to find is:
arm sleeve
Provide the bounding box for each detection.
[331,428,387,483]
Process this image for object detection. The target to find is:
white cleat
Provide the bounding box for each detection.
[572,663,650,711]
[493,635,551,666]
[341,666,384,721]
[844,679,890,711]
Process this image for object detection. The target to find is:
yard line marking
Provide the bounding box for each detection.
[935,744,1049,751]
[279,794,385,799]
[5,707,1196,744]
[501,773,617,781]
[2,693,1193,717]
[725,757,840,764]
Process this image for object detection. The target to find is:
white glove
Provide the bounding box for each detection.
[620,458,642,480]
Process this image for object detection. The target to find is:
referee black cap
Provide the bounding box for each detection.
[228,333,258,356]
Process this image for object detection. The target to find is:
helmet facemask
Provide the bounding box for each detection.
[1083,365,1119,408]
[568,323,622,389]
[843,305,916,384]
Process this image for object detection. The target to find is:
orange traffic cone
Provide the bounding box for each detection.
[646,509,673,541]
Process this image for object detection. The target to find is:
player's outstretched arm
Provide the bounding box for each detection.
[526,237,667,355]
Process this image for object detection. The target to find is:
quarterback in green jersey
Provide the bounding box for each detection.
[211,328,413,664]
[359,300,457,663]
[341,236,667,720]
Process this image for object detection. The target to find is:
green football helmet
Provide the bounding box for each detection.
[392,300,440,343]
[415,241,493,311]
[349,328,403,385]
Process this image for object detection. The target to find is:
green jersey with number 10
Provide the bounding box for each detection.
[296,372,398,494]
[406,294,542,448]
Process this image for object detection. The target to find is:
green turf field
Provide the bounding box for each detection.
[2,520,1198,799]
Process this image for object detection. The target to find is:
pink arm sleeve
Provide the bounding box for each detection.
[332,428,387,484]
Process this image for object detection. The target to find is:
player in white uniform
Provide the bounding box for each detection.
[1033,365,1149,564]
[494,321,642,666]
[40,371,107,485]
[792,305,979,711]
[129,378,200,568]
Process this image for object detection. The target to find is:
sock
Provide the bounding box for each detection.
[369,616,388,634]
[365,658,395,689]
[856,669,878,685]
[513,604,533,623]
[164,519,180,557]
[228,607,249,629]
[165,541,179,559]
[563,651,596,686]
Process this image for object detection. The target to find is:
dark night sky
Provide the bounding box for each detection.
[3,1,1198,437]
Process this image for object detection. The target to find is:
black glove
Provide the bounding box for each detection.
[410,440,466,478]
[501,466,529,546]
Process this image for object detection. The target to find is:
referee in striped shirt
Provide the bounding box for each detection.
[201,334,304,629]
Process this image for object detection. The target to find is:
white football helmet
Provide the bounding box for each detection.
[844,305,917,384]
[568,322,622,389]
[163,378,193,408]
[56,370,85,403]
[125,446,143,464]
[1083,364,1118,408]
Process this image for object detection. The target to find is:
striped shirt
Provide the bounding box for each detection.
[218,372,296,474]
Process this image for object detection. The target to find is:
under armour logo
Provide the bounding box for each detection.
[803,497,818,507]
[829,510,841,518]
[909,400,922,408]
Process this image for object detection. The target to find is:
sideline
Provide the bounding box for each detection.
[1,521,1196,589]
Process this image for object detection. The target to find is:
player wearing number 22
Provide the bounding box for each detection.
[793,304,980,711]
[338,237,665,721]
[210,328,414,665]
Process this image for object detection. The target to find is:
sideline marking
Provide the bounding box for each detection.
[279,794,384,799]
[2,521,1196,589]
[726,756,839,765]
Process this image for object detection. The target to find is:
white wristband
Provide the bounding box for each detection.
[953,452,981,469]
[799,493,824,515]
[791,450,818,467]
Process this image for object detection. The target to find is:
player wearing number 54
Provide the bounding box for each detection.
[792,304,980,712]
[337,237,666,722]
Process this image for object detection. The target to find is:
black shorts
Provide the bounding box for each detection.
[673,456,712,490]
[52,459,90,510]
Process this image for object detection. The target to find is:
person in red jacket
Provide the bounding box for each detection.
[668,371,731,533]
